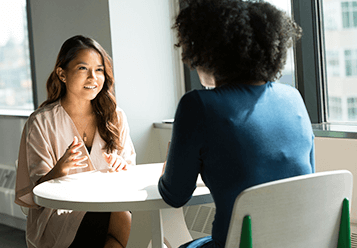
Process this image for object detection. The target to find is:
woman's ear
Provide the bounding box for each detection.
[56,67,66,83]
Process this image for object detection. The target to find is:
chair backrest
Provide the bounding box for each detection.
[225,170,353,248]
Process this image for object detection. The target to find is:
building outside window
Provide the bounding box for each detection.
[328,96,343,121]
[344,49,357,76]
[341,1,357,28]
[326,51,340,77]
[0,0,34,112]
[347,97,357,120]
[325,1,339,30]
[323,0,357,121]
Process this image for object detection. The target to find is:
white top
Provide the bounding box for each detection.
[34,163,213,211]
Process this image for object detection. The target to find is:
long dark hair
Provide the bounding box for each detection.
[40,35,122,153]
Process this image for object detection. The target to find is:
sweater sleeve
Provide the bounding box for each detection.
[15,117,54,208]
[158,91,206,208]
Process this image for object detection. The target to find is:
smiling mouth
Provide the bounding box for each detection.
[84,85,97,89]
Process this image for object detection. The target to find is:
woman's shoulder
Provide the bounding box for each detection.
[26,101,62,128]
[270,82,300,95]
[115,107,128,120]
[115,107,130,128]
[115,106,126,115]
[180,89,210,105]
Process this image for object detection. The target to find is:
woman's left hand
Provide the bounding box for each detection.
[161,161,166,176]
[102,152,128,171]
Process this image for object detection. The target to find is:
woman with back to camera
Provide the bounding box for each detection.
[158,0,315,247]
[15,35,135,248]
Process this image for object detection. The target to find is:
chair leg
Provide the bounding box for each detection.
[239,215,252,248]
[337,198,351,248]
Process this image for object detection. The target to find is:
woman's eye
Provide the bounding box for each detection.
[79,66,87,70]
[96,68,104,72]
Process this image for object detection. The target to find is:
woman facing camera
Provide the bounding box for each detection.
[15,35,135,248]
[158,1,314,247]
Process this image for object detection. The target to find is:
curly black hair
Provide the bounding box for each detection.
[174,0,302,85]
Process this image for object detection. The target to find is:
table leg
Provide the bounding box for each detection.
[126,211,152,248]
[162,208,193,247]
[127,208,192,248]
[126,210,165,248]
[151,210,165,248]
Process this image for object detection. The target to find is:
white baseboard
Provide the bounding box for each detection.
[0,213,26,231]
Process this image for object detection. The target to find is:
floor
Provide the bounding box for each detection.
[0,224,27,248]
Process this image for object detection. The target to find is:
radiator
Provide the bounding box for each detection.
[352,224,357,248]
[0,164,26,230]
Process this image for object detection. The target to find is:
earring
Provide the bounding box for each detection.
[62,78,66,82]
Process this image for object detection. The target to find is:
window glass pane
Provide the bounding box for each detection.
[0,0,34,111]
[329,96,343,120]
[347,97,357,120]
[342,2,350,27]
[325,2,339,30]
[324,0,357,122]
[327,51,340,76]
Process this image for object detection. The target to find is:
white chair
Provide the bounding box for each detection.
[225,170,353,248]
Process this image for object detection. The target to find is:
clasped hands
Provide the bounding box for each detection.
[57,136,128,175]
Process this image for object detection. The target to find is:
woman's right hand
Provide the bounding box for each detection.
[36,136,88,184]
[55,136,88,175]
[36,136,88,185]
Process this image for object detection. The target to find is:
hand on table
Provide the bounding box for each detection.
[37,136,88,184]
[161,161,166,176]
[161,141,170,176]
[102,151,128,172]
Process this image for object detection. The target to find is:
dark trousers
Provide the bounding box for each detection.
[68,212,111,248]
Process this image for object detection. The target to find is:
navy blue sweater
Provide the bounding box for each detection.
[159,82,315,247]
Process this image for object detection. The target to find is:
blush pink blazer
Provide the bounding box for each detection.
[15,100,136,248]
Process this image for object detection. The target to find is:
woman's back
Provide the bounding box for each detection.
[159,82,314,247]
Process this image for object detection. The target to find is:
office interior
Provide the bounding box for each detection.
[0,0,356,246]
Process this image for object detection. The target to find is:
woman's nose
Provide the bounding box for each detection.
[88,69,97,79]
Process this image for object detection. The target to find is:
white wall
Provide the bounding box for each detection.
[0,117,26,167]
[109,0,183,164]
[27,0,183,164]
[28,0,112,105]
[315,137,357,222]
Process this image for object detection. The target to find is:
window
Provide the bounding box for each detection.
[0,0,34,113]
[347,97,357,120]
[326,51,340,77]
[341,1,357,28]
[329,97,343,121]
[324,2,339,30]
[323,0,357,122]
[344,49,357,76]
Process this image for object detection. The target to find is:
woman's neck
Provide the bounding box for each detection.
[60,96,93,117]
[216,80,267,87]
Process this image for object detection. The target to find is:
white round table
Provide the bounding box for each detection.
[33,163,213,248]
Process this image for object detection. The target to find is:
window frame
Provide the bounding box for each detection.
[292,0,328,124]
[294,0,357,138]
[27,0,38,110]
